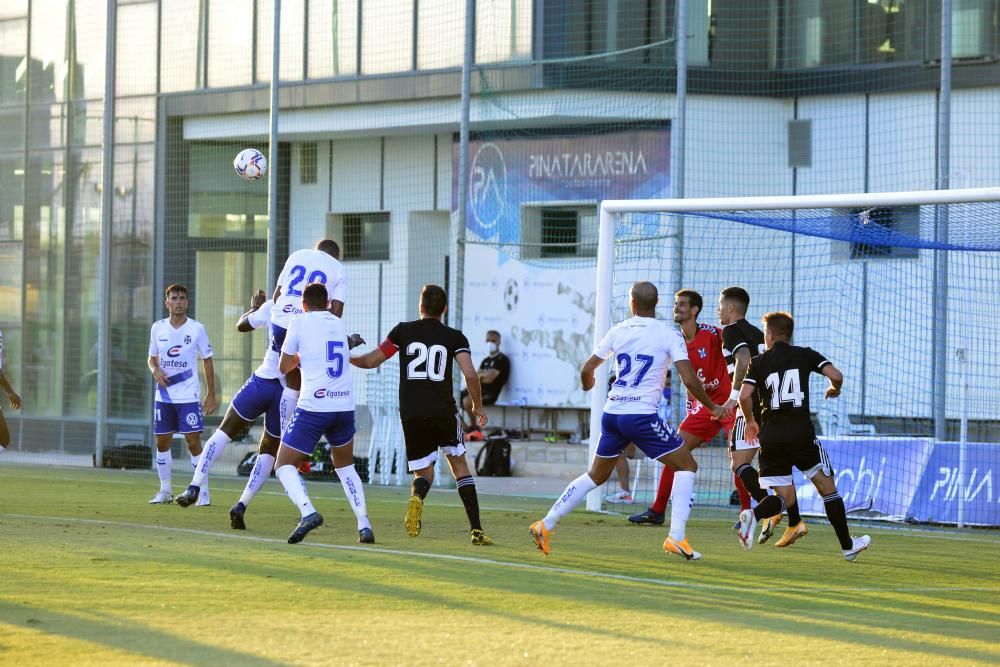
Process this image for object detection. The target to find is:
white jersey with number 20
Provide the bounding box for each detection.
[594,316,687,415]
[271,249,347,328]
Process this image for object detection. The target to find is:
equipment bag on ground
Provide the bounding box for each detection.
[475,436,512,477]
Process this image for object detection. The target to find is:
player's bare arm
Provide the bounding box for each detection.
[675,359,727,420]
[0,370,20,410]
[279,352,301,374]
[271,285,281,303]
[202,357,218,415]
[457,352,488,427]
[237,289,268,332]
[349,348,387,370]
[148,355,168,387]
[738,383,759,442]
[822,363,844,399]
[579,354,604,391]
[724,346,753,411]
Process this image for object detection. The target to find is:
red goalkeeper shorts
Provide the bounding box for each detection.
[679,400,735,443]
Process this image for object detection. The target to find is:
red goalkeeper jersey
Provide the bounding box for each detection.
[686,323,732,405]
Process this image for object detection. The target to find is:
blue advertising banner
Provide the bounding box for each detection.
[908,441,1000,526]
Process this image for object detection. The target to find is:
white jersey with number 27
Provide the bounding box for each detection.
[271,249,347,328]
[594,316,688,415]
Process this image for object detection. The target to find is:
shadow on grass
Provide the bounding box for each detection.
[0,600,286,667]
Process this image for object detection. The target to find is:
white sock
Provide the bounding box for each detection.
[238,453,275,506]
[280,388,300,433]
[276,464,316,517]
[336,463,371,530]
[193,431,231,486]
[543,472,597,531]
[0,444,6,453]
[155,449,173,492]
[668,470,696,542]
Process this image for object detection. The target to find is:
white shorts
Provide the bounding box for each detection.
[729,413,760,452]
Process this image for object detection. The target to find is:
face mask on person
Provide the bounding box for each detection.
[487,342,498,355]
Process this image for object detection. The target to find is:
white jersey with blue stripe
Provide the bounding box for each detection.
[246,301,281,380]
[148,318,213,403]
[594,316,687,415]
[271,249,347,328]
[281,311,354,413]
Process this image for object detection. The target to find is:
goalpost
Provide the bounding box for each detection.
[587,187,1000,528]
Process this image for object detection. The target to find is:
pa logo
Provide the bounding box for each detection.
[469,143,507,231]
[504,279,519,312]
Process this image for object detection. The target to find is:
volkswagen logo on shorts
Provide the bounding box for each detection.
[185,412,199,427]
[167,345,183,357]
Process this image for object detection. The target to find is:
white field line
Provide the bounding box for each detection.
[4,470,1000,544]
[2,512,999,596]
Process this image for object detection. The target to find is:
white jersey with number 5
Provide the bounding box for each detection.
[281,311,354,412]
[594,316,688,415]
[271,249,347,328]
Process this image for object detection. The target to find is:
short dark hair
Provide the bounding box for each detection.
[763,311,794,339]
[486,330,501,340]
[720,286,750,314]
[675,289,702,315]
[302,282,329,310]
[164,284,187,298]
[420,284,448,317]
[316,239,340,259]
[630,281,658,312]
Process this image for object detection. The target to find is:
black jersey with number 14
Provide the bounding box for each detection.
[742,341,831,441]
[384,318,471,420]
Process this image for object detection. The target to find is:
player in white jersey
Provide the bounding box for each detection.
[173,290,283,524]
[529,282,728,560]
[147,284,217,504]
[270,240,348,434]
[0,328,23,454]
[275,282,373,545]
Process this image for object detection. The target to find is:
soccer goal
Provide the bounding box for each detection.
[588,187,1000,528]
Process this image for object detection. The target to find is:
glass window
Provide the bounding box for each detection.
[0,19,28,105]
[188,144,269,238]
[207,0,253,87]
[256,0,306,83]
[29,0,107,101]
[782,0,853,68]
[417,0,464,69]
[29,100,104,150]
[361,0,412,74]
[307,0,358,78]
[0,154,24,240]
[0,242,23,325]
[299,142,317,183]
[117,2,159,95]
[520,204,597,259]
[476,0,533,63]
[927,0,998,59]
[0,108,24,151]
[114,98,157,144]
[160,0,201,92]
[327,212,390,260]
[0,1,27,20]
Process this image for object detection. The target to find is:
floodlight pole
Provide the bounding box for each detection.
[454,0,475,331]
[932,0,952,442]
[266,0,282,290]
[670,0,688,427]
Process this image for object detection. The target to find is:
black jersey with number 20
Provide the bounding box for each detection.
[384,318,471,420]
[742,341,831,441]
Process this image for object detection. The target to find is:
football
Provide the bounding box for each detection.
[234,148,267,181]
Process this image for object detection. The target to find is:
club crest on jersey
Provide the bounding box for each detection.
[184,335,192,344]
[167,345,183,357]
[698,347,707,359]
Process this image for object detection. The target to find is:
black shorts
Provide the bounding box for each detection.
[400,413,466,472]
[758,436,833,488]
[459,388,498,406]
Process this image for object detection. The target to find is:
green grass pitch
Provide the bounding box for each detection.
[1,465,998,665]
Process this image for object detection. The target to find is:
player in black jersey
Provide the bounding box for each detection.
[718,286,791,544]
[350,284,493,546]
[737,311,870,561]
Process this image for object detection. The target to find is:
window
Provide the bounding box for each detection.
[848,206,919,259]
[327,212,390,261]
[299,142,317,184]
[521,204,597,259]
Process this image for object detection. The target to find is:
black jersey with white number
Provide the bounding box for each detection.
[385,318,471,420]
[722,318,766,420]
[742,341,831,440]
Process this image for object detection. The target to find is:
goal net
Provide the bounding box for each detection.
[590,188,1000,527]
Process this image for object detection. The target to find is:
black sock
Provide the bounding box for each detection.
[455,475,482,531]
[822,491,853,550]
[735,463,769,503]
[786,501,801,527]
[752,494,784,521]
[412,476,431,500]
